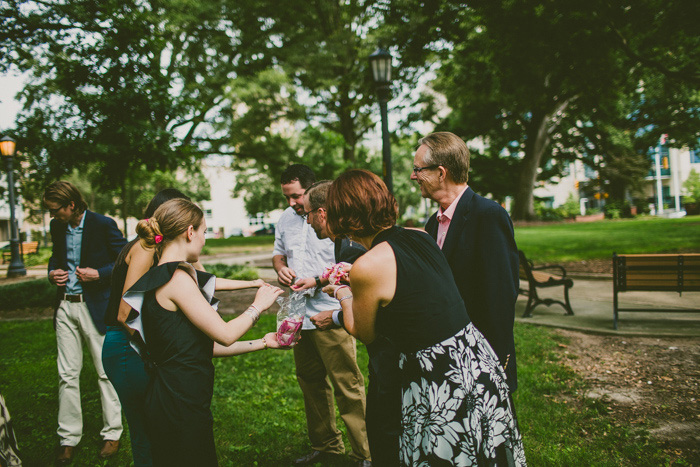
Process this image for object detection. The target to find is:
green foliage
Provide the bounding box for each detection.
[534,194,580,221]
[22,247,52,268]
[205,236,276,248]
[387,0,700,220]
[683,169,700,203]
[561,194,580,219]
[2,0,265,207]
[515,215,700,262]
[534,202,567,222]
[0,278,54,310]
[204,263,259,281]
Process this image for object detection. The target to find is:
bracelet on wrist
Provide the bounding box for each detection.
[244,306,260,325]
[261,336,268,350]
[338,294,353,304]
[334,285,350,299]
[315,276,322,287]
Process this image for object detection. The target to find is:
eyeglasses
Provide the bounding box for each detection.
[302,207,322,220]
[412,165,439,174]
[48,205,66,215]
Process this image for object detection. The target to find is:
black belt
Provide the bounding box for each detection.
[63,294,84,303]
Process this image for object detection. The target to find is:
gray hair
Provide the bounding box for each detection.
[418,132,470,183]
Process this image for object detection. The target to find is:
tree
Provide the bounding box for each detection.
[386,0,700,220]
[261,0,385,164]
[1,0,269,217]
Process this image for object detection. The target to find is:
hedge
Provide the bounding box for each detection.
[0,279,54,311]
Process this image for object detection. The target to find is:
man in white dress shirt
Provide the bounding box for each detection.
[273,164,371,466]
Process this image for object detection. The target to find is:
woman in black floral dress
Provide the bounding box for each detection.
[323,170,526,466]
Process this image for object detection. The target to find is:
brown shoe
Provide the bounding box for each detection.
[56,445,75,465]
[99,439,119,458]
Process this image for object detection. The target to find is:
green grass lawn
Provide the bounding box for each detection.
[515,215,700,262]
[0,317,677,466]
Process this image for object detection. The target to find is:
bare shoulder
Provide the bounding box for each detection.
[164,268,199,294]
[130,241,154,263]
[351,243,394,282]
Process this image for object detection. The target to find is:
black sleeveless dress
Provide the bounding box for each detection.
[372,227,526,466]
[124,262,219,466]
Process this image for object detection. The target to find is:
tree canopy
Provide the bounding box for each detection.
[2,0,698,221]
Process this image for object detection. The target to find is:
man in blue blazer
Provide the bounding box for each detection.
[412,132,520,393]
[44,181,127,463]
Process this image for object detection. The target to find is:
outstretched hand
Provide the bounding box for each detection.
[252,283,284,310]
[263,331,297,350]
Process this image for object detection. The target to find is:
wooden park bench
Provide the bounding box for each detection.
[612,253,700,329]
[1,241,39,263]
[518,250,574,318]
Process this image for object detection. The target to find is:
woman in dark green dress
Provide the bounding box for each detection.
[123,198,286,466]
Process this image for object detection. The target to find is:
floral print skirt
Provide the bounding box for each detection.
[399,323,526,466]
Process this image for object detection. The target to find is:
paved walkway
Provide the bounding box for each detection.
[516,275,700,337]
[3,256,698,337]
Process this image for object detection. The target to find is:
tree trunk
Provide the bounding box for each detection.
[511,111,550,221]
[511,98,574,221]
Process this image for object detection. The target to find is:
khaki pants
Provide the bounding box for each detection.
[294,327,370,461]
[55,300,122,446]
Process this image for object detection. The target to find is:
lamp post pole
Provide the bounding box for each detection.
[369,47,394,194]
[378,91,392,194]
[1,136,27,278]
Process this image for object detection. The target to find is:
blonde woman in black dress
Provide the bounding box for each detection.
[123,198,286,466]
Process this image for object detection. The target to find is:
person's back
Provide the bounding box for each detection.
[373,226,469,353]
[140,263,216,465]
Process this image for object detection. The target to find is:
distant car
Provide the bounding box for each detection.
[253,226,275,236]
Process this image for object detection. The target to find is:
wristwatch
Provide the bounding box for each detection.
[314,276,322,287]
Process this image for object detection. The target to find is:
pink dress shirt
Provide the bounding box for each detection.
[436,185,469,249]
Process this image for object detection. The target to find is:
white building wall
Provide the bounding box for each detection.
[199,160,283,238]
[200,162,252,238]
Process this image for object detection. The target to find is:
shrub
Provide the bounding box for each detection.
[535,202,566,221]
[0,279,54,310]
[683,169,700,204]
[23,248,53,268]
[204,263,259,281]
[560,194,580,219]
[604,200,636,219]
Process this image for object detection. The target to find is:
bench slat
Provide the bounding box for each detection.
[613,253,700,329]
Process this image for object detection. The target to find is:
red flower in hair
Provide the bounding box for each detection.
[154,235,163,244]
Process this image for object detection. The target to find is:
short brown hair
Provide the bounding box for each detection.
[43,181,88,213]
[418,132,470,183]
[305,180,332,210]
[326,169,397,238]
[136,199,203,259]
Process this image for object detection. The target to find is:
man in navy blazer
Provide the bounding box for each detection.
[44,181,126,463]
[412,132,519,392]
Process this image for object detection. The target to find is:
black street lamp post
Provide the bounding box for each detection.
[369,47,393,194]
[1,136,27,278]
